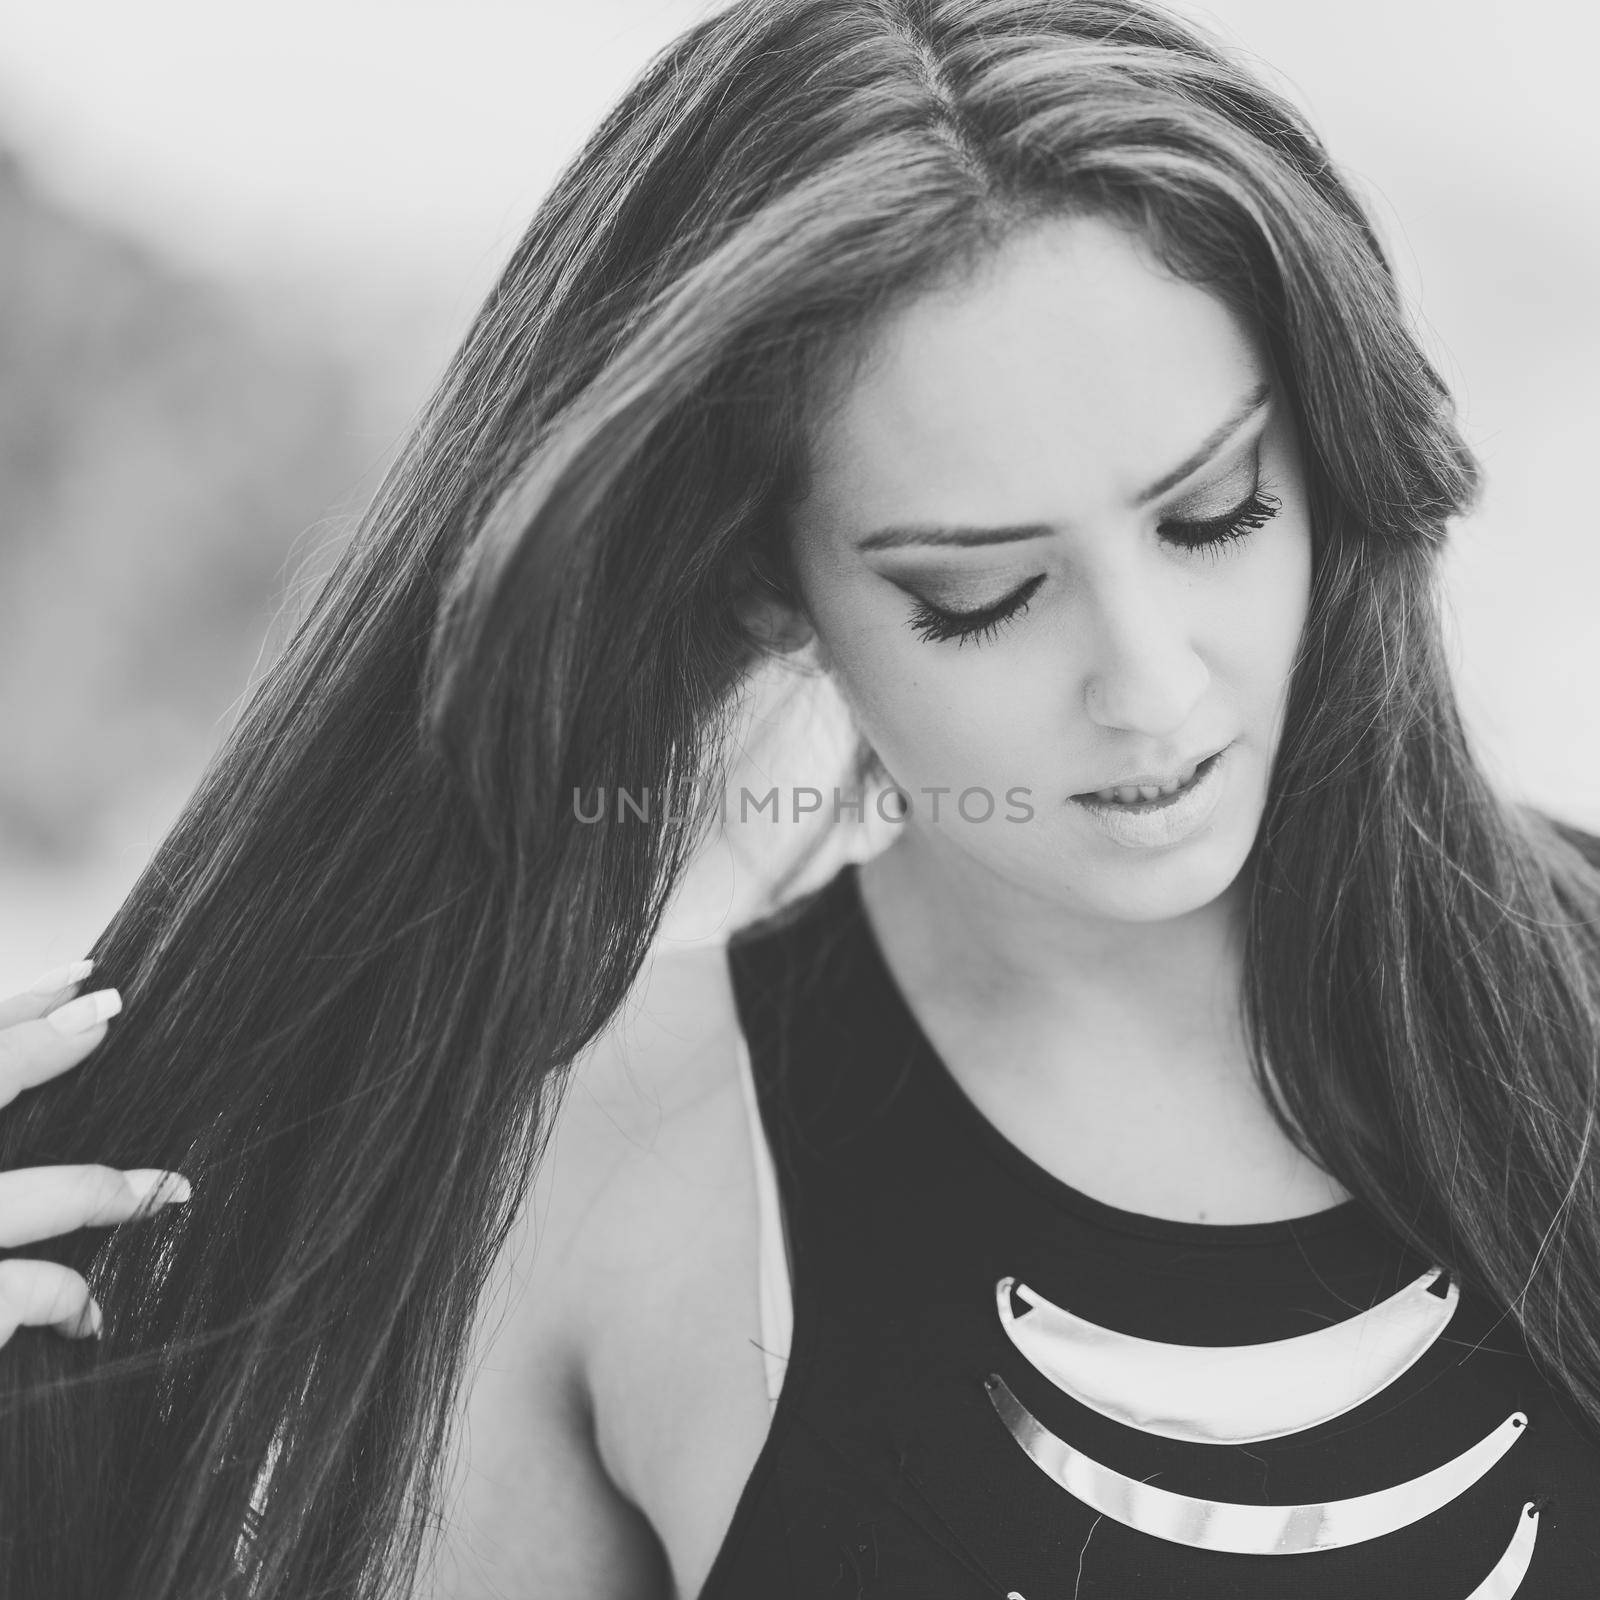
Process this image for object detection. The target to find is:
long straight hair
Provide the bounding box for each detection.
[4,2,1598,1595]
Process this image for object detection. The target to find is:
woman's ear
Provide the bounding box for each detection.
[741,591,817,657]
[734,553,818,659]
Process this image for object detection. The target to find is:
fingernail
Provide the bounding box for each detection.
[62,1297,103,1340]
[27,958,94,996]
[123,1169,192,1207]
[45,988,122,1036]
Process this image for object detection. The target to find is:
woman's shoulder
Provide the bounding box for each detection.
[478,938,748,1343]
[435,941,747,1596]
[568,935,747,1137]
[540,937,767,1500]
[534,935,754,1335]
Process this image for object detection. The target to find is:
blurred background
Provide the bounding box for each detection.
[1,0,1596,990]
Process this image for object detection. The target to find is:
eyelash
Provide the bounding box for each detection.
[905,484,1283,647]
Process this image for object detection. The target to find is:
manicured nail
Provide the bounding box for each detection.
[123,1169,192,1208]
[61,1297,103,1340]
[45,988,122,1037]
[26,958,94,996]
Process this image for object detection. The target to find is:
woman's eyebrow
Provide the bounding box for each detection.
[853,380,1273,552]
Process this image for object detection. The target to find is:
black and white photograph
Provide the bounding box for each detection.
[2,2,1598,1596]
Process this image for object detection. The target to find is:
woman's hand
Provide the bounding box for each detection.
[0,960,190,1345]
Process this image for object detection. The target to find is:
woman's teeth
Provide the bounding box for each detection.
[1091,762,1200,805]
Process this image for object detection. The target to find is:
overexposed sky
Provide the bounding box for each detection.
[3,2,1594,332]
[0,0,1596,828]
[0,1,716,334]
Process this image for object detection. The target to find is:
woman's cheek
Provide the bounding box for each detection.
[817,620,945,779]
[843,643,1040,796]
[1239,515,1312,701]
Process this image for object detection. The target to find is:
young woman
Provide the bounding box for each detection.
[4,1,1599,1596]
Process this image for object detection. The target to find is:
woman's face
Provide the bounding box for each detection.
[784,213,1313,925]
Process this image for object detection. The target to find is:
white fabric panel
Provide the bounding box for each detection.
[734,1026,793,1411]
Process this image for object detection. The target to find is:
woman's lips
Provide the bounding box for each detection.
[1070,745,1227,802]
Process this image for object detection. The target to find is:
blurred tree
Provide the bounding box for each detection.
[0,146,373,859]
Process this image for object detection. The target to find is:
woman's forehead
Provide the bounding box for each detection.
[796,215,1266,538]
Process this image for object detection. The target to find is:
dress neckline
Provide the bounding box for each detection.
[831,857,1370,1250]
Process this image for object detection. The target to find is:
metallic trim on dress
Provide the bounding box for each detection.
[1464,1503,1540,1600]
[995,1269,1460,1445]
[995,1500,1538,1600]
[983,1374,1528,1556]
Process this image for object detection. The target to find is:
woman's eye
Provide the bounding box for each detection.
[902,484,1282,648]
[1160,483,1282,557]
[906,574,1046,647]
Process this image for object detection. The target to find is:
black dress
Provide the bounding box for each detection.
[696,859,1600,1598]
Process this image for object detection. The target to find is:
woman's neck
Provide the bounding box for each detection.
[857,831,1248,1051]
[854,834,1349,1224]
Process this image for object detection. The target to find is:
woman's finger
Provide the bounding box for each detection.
[0,1165,192,1249]
[0,1258,100,1342]
[0,990,123,1111]
[0,959,96,1031]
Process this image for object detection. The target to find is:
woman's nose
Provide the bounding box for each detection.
[1078,565,1209,738]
